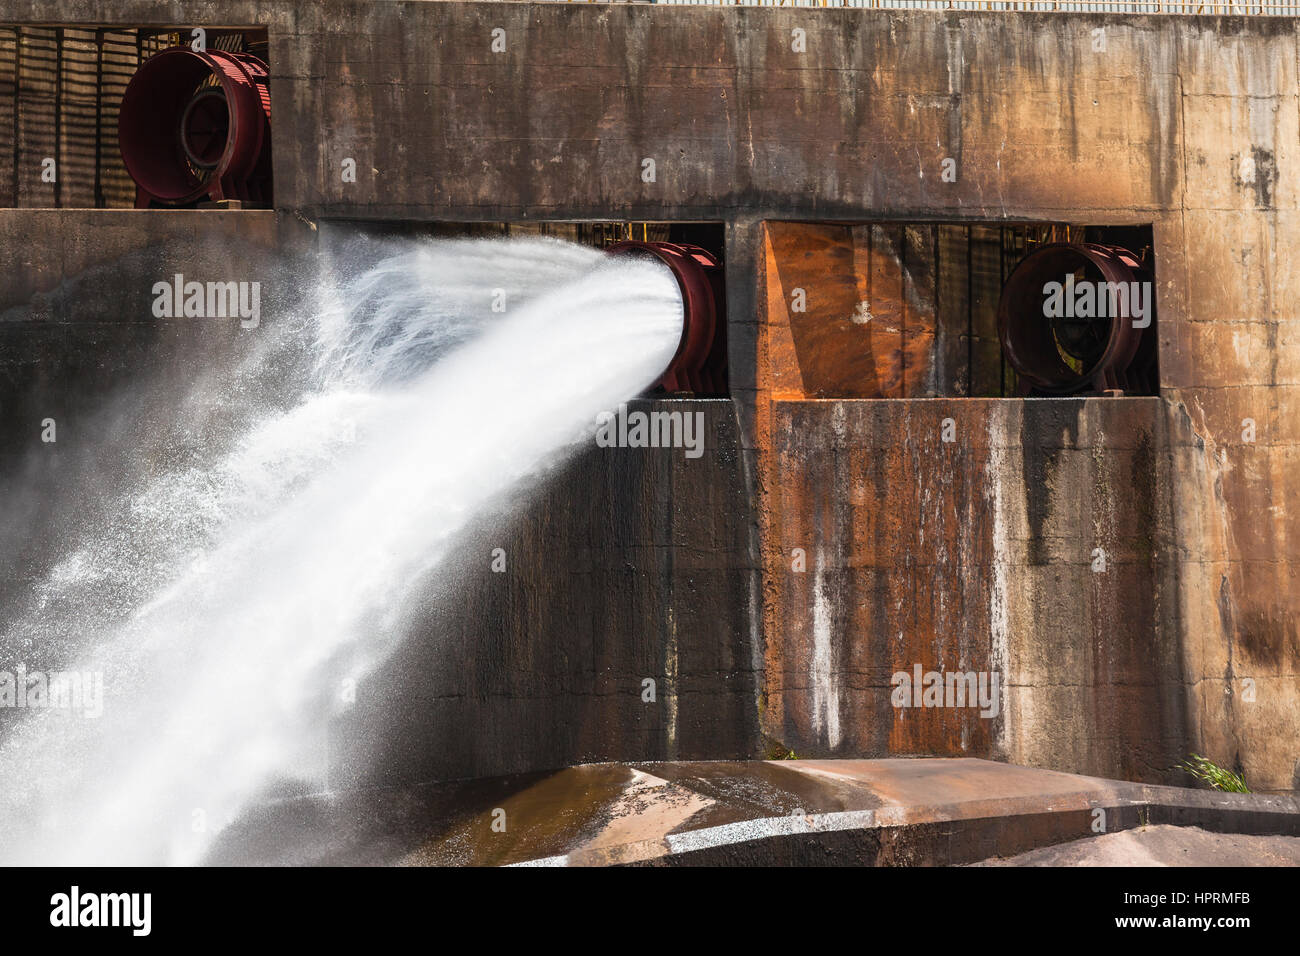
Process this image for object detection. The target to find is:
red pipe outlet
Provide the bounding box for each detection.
[118,47,272,207]
[997,242,1156,395]
[605,240,725,394]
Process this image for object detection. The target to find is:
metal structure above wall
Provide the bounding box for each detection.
[565,0,1300,14]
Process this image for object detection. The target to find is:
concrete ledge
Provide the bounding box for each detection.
[210,757,1300,866]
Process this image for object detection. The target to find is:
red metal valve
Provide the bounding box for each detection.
[118,47,272,207]
[997,242,1156,395]
[605,240,726,394]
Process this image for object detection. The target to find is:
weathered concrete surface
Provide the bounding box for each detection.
[0,4,1296,790]
[204,757,1300,866]
[0,4,1274,220]
[763,222,943,399]
[758,398,1189,785]
[972,823,1300,866]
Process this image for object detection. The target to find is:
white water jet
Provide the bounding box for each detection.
[0,236,683,865]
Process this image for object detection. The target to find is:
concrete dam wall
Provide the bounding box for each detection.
[0,2,1296,795]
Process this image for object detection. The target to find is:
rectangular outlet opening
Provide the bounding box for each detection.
[322,219,729,397]
[764,221,1157,399]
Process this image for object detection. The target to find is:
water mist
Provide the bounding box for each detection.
[0,236,684,865]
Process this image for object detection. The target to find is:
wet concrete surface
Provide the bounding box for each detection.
[971,825,1300,867]
[208,758,1300,866]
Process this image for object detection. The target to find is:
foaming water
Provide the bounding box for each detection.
[0,236,683,865]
